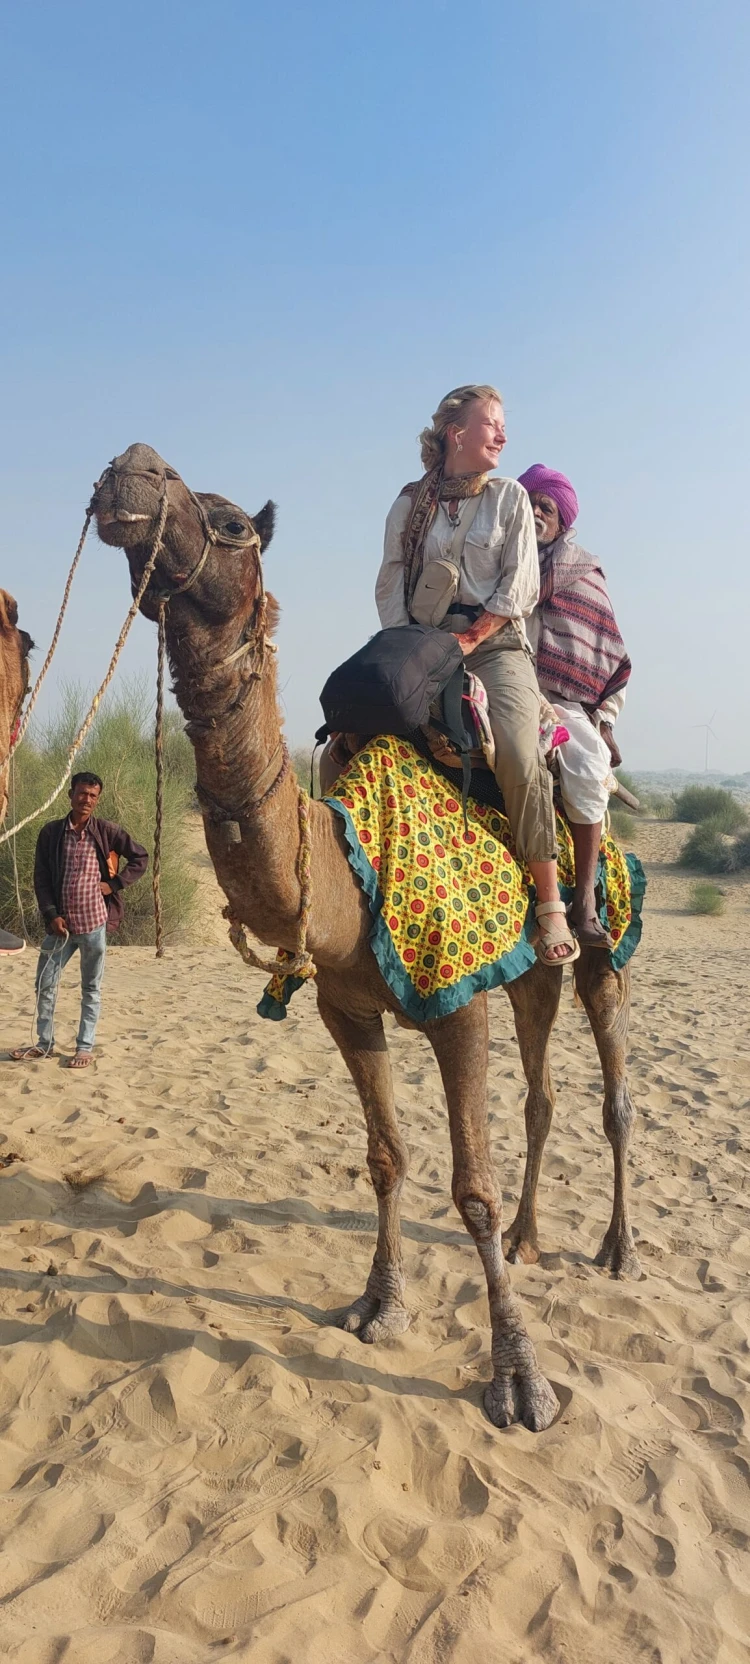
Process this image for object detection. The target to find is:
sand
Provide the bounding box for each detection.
[0,819,748,1662]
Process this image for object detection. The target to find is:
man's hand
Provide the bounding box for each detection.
[50,916,67,937]
[599,723,622,768]
[100,882,113,897]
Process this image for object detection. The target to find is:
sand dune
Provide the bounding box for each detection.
[0,820,748,1661]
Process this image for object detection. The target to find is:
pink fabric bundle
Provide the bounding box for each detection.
[518,463,579,529]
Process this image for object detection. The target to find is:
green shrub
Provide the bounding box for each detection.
[646,792,675,820]
[609,809,637,844]
[727,831,750,872]
[673,786,747,831]
[678,818,733,874]
[0,679,197,946]
[688,881,725,916]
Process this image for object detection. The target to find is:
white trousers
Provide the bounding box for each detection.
[553,700,612,825]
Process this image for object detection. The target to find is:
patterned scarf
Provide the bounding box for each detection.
[401,467,488,615]
[536,531,631,711]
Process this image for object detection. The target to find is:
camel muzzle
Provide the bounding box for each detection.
[91,443,170,548]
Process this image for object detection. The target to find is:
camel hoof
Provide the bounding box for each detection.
[360,1305,411,1344]
[484,1371,559,1432]
[339,1294,377,1334]
[502,1231,541,1266]
[594,1232,643,1280]
[338,1295,411,1342]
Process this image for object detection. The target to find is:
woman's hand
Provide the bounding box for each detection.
[452,611,509,655]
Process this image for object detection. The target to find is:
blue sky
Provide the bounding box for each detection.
[1,0,747,772]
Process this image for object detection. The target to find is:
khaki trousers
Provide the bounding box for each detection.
[462,627,557,865]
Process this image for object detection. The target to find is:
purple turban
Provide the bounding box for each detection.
[518,464,579,529]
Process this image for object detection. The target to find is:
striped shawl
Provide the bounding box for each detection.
[536,532,630,712]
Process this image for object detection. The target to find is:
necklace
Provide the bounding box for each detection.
[444,500,463,530]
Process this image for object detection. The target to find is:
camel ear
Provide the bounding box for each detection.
[0,590,19,631]
[252,500,276,552]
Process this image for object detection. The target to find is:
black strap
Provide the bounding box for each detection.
[444,602,483,619]
[440,663,472,830]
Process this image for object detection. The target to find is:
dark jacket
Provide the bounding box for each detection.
[34,815,149,933]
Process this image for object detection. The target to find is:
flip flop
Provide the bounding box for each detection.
[67,1052,94,1069]
[8,1046,54,1061]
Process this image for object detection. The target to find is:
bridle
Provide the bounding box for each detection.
[91,460,288,820]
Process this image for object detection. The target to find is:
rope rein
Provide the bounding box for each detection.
[222,787,314,979]
[0,486,170,848]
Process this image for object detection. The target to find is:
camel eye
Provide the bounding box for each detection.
[226,519,246,536]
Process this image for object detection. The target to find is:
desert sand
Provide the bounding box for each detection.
[0,819,748,1663]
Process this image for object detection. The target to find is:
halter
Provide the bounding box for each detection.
[92,459,284,826]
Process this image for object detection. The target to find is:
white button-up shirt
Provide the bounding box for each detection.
[375,477,540,646]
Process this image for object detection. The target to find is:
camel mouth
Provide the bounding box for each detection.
[94,512,157,551]
[92,442,172,551]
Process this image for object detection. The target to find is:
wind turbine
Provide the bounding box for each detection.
[692,711,717,773]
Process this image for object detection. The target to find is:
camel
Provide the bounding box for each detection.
[0,589,33,955]
[93,444,640,1434]
[0,588,32,828]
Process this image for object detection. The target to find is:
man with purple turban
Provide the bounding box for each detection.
[517,464,631,949]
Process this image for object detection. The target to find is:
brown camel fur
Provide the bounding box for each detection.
[93,444,641,1434]
[0,590,33,825]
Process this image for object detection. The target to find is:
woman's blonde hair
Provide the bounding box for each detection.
[418,383,503,472]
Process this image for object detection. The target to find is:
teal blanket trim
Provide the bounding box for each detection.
[609,852,646,971]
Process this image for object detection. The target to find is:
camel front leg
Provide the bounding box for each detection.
[574,952,642,1279]
[504,961,563,1263]
[425,995,558,1432]
[316,994,411,1341]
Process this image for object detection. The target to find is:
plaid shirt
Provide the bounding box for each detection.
[60,818,108,934]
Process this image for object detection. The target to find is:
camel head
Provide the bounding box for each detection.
[91,443,277,629]
[0,589,34,822]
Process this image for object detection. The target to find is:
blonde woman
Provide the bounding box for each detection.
[375,384,577,965]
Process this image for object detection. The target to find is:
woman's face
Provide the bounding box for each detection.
[449,398,506,473]
[528,491,563,545]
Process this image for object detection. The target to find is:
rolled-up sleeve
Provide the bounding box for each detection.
[375,494,411,628]
[485,487,540,619]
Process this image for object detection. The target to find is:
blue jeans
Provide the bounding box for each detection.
[35,926,107,1053]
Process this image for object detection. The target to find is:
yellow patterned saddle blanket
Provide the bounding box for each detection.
[258,737,644,1021]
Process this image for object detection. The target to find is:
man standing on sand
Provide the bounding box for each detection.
[10,772,148,1069]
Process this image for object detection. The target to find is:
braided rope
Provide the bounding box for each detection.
[152,599,167,957]
[0,488,170,846]
[223,787,315,979]
[0,510,92,774]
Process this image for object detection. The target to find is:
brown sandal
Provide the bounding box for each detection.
[67,1052,94,1069]
[8,1046,54,1061]
[532,901,581,967]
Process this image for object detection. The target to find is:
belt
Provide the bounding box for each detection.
[444,602,483,620]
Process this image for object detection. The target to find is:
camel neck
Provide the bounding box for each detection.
[168,613,304,947]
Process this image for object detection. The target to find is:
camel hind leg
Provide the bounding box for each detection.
[316,993,411,1341]
[574,951,642,1279]
[503,960,564,1264]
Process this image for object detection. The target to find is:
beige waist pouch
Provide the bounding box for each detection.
[409,493,483,627]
